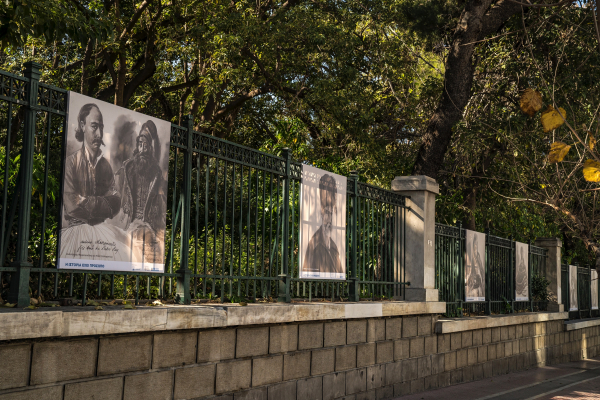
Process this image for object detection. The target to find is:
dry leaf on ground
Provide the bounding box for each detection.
[548,142,571,163]
[583,159,600,182]
[541,106,567,132]
[520,89,543,117]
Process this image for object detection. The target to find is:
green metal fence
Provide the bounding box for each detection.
[435,222,548,317]
[0,63,409,307]
[561,264,599,320]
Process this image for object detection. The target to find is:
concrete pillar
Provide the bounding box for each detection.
[391,176,439,302]
[534,238,563,312]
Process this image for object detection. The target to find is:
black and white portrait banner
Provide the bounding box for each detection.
[299,165,347,280]
[592,270,598,310]
[465,229,485,302]
[58,92,171,273]
[569,265,578,311]
[515,241,529,301]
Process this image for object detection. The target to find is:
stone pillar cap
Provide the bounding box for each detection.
[391,175,439,194]
[535,238,563,247]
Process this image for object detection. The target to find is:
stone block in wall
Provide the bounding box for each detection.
[173,364,215,399]
[508,325,516,340]
[234,387,267,400]
[376,341,393,364]
[472,330,483,346]
[424,335,437,356]
[312,348,335,376]
[323,372,345,400]
[463,365,473,382]
[482,329,491,345]
[366,364,384,390]
[336,345,357,371]
[483,361,493,378]
[478,345,488,363]
[473,364,484,381]
[516,324,523,339]
[357,343,376,367]
[438,334,450,353]
[0,385,62,400]
[237,327,269,358]
[444,351,456,372]
[347,320,367,344]
[124,370,173,400]
[409,337,424,358]
[402,317,418,338]
[31,338,97,385]
[450,369,463,385]
[0,344,30,390]
[324,321,346,347]
[393,339,409,361]
[410,378,424,394]
[299,323,324,350]
[496,342,505,359]
[297,376,322,400]
[384,361,401,386]
[97,334,152,376]
[512,340,520,356]
[401,358,418,382]
[385,318,402,340]
[417,356,431,378]
[356,390,376,400]
[417,316,432,336]
[270,324,298,354]
[268,381,296,400]
[393,381,410,397]
[450,332,461,350]
[505,341,513,357]
[424,374,439,391]
[216,360,252,393]
[467,347,477,366]
[64,377,123,400]
[376,385,393,400]
[491,327,500,343]
[519,339,528,354]
[152,331,197,369]
[461,331,473,348]
[252,355,283,386]
[346,368,367,395]
[284,351,311,380]
[438,371,451,388]
[508,355,517,373]
[367,319,385,342]
[431,354,444,375]
[456,349,467,369]
[501,327,509,341]
[198,328,236,362]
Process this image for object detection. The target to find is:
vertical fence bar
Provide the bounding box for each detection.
[8,62,41,307]
[176,116,193,304]
[349,172,359,302]
[278,149,291,302]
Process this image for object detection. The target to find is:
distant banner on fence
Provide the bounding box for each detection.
[465,230,485,302]
[569,265,578,311]
[515,241,529,301]
[593,270,598,310]
[58,92,171,273]
[299,165,347,279]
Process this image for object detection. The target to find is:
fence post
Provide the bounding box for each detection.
[391,176,439,301]
[278,148,291,303]
[510,235,515,313]
[485,228,491,315]
[176,115,193,304]
[528,240,533,312]
[534,238,563,312]
[348,172,360,302]
[457,220,464,317]
[8,62,41,307]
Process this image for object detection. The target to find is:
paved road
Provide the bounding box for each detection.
[396,358,600,400]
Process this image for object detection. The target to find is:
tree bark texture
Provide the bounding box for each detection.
[412,0,521,179]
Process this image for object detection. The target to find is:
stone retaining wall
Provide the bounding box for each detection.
[1,313,598,400]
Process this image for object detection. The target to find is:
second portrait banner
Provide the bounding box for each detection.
[515,241,529,301]
[465,230,485,302]
[299,165,347,280]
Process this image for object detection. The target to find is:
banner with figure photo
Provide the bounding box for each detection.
[465,230,485,302]
[569,265,578,311]
[515,241,529,301]
[58,92,171,272]
[592,270,598,310]
[299,165,347,280]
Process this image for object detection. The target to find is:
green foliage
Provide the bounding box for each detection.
[531,274,551,302]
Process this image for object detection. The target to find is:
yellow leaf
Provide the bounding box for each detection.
[123,304,136,309]
[520,89,543,117]
[548,142,571,163]
[541,106,567,132]
[94,306,103,310]
[583,159,600,182]
[590,134,596,151]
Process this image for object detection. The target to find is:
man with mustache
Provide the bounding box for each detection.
[304,174,343,274]
[113,120,166,264]
[62,103,120,227]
